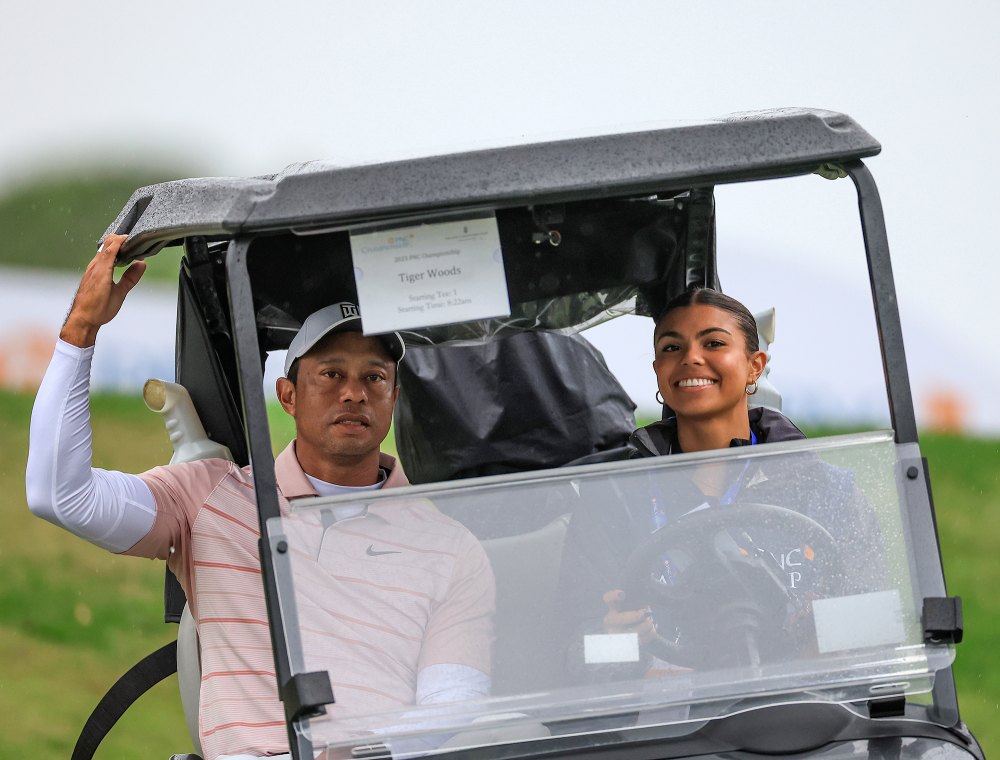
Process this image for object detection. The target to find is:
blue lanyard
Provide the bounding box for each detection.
[650,428,758,525]
[719,430,757,506]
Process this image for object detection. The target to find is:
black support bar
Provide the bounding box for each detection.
[225,238,314,760]
[683,187,718,290]
[845,161,919,445]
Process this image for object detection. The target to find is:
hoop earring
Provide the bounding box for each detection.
[655,390,664,405]
[745,381,758,396]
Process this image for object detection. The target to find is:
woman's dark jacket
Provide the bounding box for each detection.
[629,406,806,457]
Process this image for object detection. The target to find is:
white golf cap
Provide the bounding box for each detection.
[283,302,405,376]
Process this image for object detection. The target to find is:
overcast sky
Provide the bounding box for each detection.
[3,1,999,430]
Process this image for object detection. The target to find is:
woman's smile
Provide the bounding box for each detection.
[675,377,718,389]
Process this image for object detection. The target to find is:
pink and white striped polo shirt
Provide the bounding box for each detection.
[129,442,494,760]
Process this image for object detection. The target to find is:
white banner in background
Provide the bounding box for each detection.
[0,266,175,392]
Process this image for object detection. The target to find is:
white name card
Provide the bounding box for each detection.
[583,633,641,664]
[812,589,907,653]
[349,215,511,335]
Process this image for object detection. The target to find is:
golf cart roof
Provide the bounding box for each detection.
[106,107,879,263]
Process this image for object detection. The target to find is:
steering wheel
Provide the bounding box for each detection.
[619,502,843,670]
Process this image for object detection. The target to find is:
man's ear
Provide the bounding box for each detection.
[276,377,296,417]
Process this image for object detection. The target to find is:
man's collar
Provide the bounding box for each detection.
[275,440,409,501]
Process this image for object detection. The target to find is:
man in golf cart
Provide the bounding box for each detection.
[25,234,495,760]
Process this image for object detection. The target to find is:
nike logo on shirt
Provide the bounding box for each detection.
[366,544,401,557]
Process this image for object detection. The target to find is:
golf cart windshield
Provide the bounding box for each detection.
[270,432,952,757]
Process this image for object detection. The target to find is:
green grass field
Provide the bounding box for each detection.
[1,391,997,758]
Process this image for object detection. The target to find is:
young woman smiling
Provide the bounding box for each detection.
[632,287,806,461]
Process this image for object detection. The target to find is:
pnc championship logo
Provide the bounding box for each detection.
[773,544,817,589]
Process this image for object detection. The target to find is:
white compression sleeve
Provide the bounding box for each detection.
[416,664,491,704]
[26,340,156,552]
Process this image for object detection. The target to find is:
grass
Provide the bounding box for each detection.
[1,395,997,758]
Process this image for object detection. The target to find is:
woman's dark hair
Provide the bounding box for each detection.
[656,288,760,354]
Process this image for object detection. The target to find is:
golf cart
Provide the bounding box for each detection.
[74,108,980,760]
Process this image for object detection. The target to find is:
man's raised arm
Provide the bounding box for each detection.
[25,235,158,552]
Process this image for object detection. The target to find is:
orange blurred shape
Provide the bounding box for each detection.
[924,388,967,433]
[803,544,815,562]
[0,326,57,391]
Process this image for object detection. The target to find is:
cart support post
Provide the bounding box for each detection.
[845,161,919,445]
[226,238,314,760]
